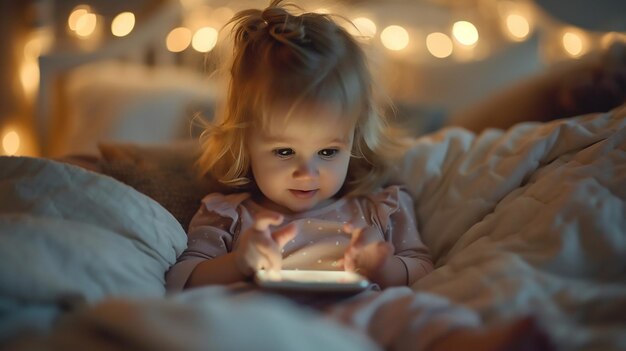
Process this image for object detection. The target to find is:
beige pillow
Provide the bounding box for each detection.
[97,141,230,231]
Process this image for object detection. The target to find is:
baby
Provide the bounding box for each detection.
[166,2,553,350]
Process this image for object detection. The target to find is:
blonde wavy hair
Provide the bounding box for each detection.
[197,0,406,196]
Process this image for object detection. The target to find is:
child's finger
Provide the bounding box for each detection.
[341,254,356,272]
[342,223,354,234]
[253,211,284,231]
[349,227,367,248]
[255,236,283,271]
[252,240,279,271]
[255,255,272,272]
[343,223,369,247]
[259,253,281,272]
[336,258,345,269]
[271,222,297,249]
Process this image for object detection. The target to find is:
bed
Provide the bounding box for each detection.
[6,0,626,348]
[1,102,625,350]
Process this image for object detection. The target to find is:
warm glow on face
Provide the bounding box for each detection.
[505,14,530,40]
[68,5,91,31]
[2,130,20,156]
[452,21,479,46]
[562,31,585,57]
[75,12,97,38]
[111,12,135,37]
[352,17,377,38]
[426,32,453,58]
[166,27,192,52]
[192,27,218,52]
[381,25,409,51]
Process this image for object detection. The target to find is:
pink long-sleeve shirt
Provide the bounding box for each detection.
[166,185,433,291]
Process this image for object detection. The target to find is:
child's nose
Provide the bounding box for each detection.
[293,158,318,179]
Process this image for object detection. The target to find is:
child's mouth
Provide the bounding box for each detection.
[289,189,318,199]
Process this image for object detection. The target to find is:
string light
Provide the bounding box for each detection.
[426,32,453,58]
[381,25,409,51]
[452,21,479,46]
[111,12,135,37]
[192,26,218,52]
[166,27,192,52]
[20,59,39,98]
[352,17,377,38]
[505,14,530,41]
[68,5,91,31]
[8,0,613,161]
[2,130,20,156]
[562,30,586,57]
[74,12,97,38]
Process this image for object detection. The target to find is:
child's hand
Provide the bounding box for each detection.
[341,224,393,282]
[233,211,297,277]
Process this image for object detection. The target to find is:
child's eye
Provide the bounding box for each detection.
[273,148,294,158]
[318,149,339,159]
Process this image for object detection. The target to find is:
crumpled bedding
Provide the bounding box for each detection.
[0,157,187,340]
[0,158,381,351]
[4,286,380,351]
[1,104,625,350]
[394,104,626,350]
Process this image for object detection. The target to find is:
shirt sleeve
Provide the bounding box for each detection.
[372,185,434,285]
[165,192,248,292]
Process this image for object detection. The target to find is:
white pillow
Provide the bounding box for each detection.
[0,156,188,338]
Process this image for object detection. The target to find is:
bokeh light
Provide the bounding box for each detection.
[192,26,219,52]
[562,31,585,57]
[426,32,453,58]
[452,21,479,46]
[166,27,192,52]
[75,12,97,38]
[505,14,530,41]
[352,17,377,38]
[20,59,39,97]
[68,5,91,31]
[111,12,135,37]
[2,130,20,156]
[381,25,409,51]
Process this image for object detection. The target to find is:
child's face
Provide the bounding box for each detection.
[247,102,355,213]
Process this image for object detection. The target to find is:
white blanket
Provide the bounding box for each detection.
[1,105,625,350]
[394,105,626,350]
[0,158,378,351]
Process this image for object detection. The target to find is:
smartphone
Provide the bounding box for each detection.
[254,269,370,293]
